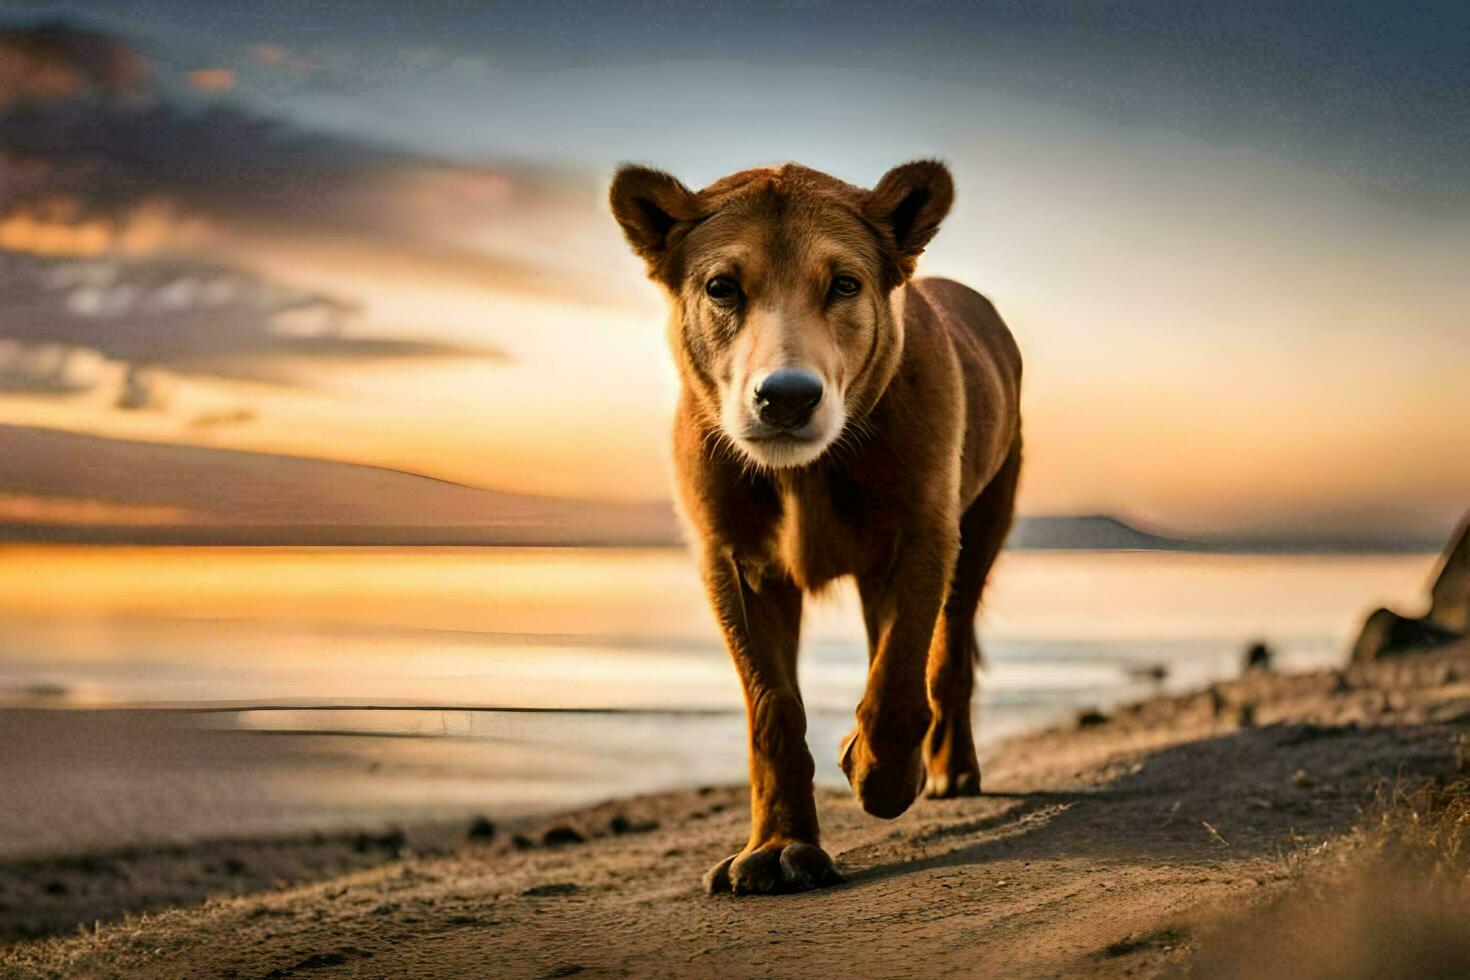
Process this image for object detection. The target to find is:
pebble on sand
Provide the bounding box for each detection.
[542,825,586,846]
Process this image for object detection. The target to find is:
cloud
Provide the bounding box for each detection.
[251,43,316,74]
[0,197,209,258]
[0,37,620,303]
[0,28,460,233]
[0,340,102,395]
[0,20,571,402]
[0,20,150,108]
[0,249,502,399]
[186,68,236,93]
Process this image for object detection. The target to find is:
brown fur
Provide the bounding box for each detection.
[610,161,1022,895]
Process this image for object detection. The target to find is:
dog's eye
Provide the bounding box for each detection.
[832,275,861,298]
[705,276,740,303]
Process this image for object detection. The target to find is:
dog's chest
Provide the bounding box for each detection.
[772,470,889,589]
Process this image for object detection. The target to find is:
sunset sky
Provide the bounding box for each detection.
[0,2,1466,541]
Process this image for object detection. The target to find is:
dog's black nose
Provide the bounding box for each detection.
[754,369,823,430]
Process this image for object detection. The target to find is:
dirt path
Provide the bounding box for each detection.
[6,646,1469,979]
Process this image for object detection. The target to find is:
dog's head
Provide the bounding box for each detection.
[611,161,952,470]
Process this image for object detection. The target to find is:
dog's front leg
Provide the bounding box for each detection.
[699,552,841,895]
[844,527,959,818]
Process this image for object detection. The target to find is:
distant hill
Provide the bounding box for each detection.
[1005,514,1191,551]
[1004,514,1445,554]
[0,425,678,546]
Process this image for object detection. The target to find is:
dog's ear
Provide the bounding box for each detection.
[865,160,954,278]
[609,165,699,275]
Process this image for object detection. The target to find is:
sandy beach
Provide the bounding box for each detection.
[3,639,1467,978]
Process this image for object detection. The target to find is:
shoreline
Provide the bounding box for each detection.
[0,534,1443,555]
[5,640,1469,976]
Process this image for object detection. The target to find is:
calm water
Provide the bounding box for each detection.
[0,546,1439,851]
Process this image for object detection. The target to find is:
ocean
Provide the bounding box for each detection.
[0,545,1438,852]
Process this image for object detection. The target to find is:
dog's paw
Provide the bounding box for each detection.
[703,842,842,896]
[926,766,982,798]
[840,727,926,819]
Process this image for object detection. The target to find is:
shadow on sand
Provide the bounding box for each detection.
[847,719,1456,887]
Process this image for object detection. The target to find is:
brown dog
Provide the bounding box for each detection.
[610,161,1022,895]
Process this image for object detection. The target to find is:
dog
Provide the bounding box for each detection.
[610,160,1022,895]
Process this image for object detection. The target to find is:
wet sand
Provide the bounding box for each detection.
[4,641,1468,977]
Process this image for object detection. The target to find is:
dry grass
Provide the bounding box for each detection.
[1179,776,1470,979]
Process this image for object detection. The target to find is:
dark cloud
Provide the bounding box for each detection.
[35,1,1466,210]
[0,21,579,242]
[0,19,149,108]
[0,21,621,297]
[0,96,406,227]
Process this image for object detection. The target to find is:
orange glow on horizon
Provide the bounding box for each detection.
[0,493,193,526]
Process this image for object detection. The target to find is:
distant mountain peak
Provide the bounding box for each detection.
[1007,514,1188,551]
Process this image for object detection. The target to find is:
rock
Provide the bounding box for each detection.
[542,825,585,846]
[1127,663,1169,684]
[1352,608,1461,662]
[522,882,579,897]
[1076,707,1108,728]
[1353,514,1470,661]
[608,815,659,835]
[352,827,406,854]
[1429,516,1470,633]
[1243,641,1273,673]
[466,816,497,841]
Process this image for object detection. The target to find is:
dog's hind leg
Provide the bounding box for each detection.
[925,437,1021,798]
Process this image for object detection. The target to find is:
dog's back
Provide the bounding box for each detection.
[904,277,1022,506]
